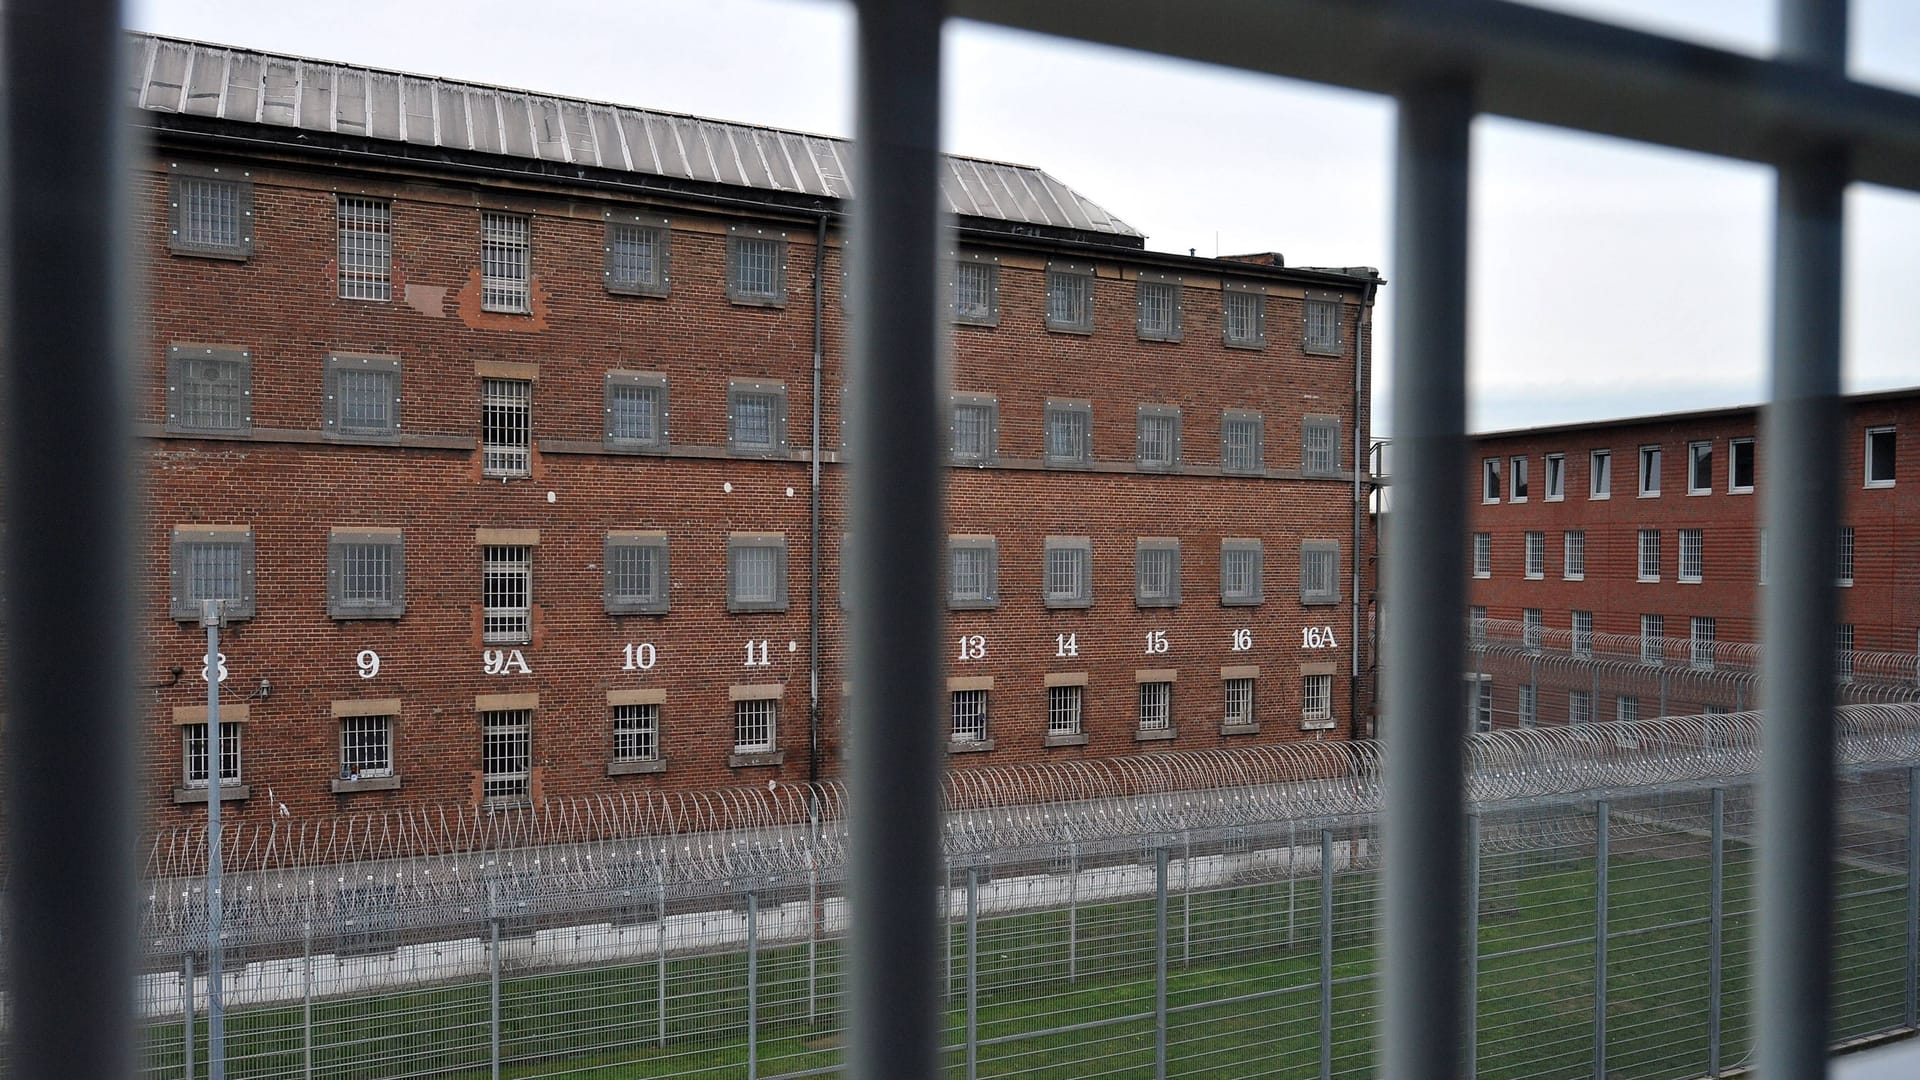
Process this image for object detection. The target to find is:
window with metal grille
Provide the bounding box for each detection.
[1679,528,1704,583]
[1136,278,1180,341]
[1617,696,1639,723]
[1524,531,1544,578]
[481,546,531,644]
[1590,449,1612,499]
[1222,286,1264,347]
[340,714,393,778]
[1044,400,1092,466]
[1302,674,1333,729]
[1472,532,1491,578]
[1302,415,1340,476]
[948,538,998,609]
[169,171,251,258]
[1045,261,1093,332]
[1517,683,1537,727]
[727,233,785,305]
[182,722,241,788]
[1472,678,1494,732]
[1300,541,1339,605]
[1043,538,1092,608]
[1563,531,1586,580]
[1469,606,1486,641]
[1865,427,1895,487]
[480,212,531,313]
[1689,441,1713,494]
[328,530,404,619]
[1221,410,1263,474]
[605,214,670,296]
[337,196,391,300]
[1137,406,1180,469]
[1223,678,1256,730]
[1220,540,1263,605]
[728,381,788,455]
[324,353,400,440]
[1730,437,1755,492]
[480,709,531,807]
[1571,610,1593,657]
[1510,456,1529,501]
[1641,615,1665,665]
[1303,297,1340,354]
[952,258,999,325]
[1138,681,1172,731]
[613,703,660,762]
[1638,529,1661,581]
[1836,525,1854,585]
[728,535,788,612]
[1569,689,1592,725]
[734,697,778,754]
[481,378,531,477]
[1639,445,1662,496]
[1482,457,1501,502]
[1135,540,1180,607]
[170,528,255,621]
[950,395,998,464]
[1048,685,1084,737]
[166,345,251,434]
[1522,608,1543,652]
[950,690,987,743]
[1544,453,1565,500]
[604,372,668,451]
[1691,616,1717,671]
[605,534,669,614]
[1835,624,1855,681]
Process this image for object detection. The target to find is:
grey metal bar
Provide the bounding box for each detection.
[965,868,978,1080]
[749,890,760,1080]
[1466,814,1480,1079]
[1155,846,1169,1080]
[205,604,227,1080]
[2,7,139,1080]
[1381,75,1474,1080]
[489,903,501,1080]
[808,862,819,1024]
[303,915,314,1080]
[1320,828,1335,1080]
[1909,766,1920,1032]
[1709,787,1725,1075]
[945,0,1920,194]
[1757,4,1847,1074]
[657,877,669,1047]
[1594,801,1609,1080]
[1068,842,1078,982]
[185,951,196,1080]
[844,3,947,1079]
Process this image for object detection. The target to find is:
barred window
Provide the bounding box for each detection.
[169,171,251,259]
[481,545,532,644]
[340,714,393,778]
[1641,614,1666,664]
[1472,532,1491,578]
[728,535,788,612]
[1690,616,1717,671]
[1569,690,1593,725]
[1518,683,1538,727]
[605,373,668,450]
[1137,407,1180,469]
[1044,538,1092,608]
[1303,298,1340,353]
[734,698,777,754]
[1563,531,1586,580]
[952,259,998,325]
[1136,278,1180,341]
[728,235,784,303]
[1222,287,1265,347]
[1301,541,1340,605]
[481,212,531,313]
[605,215,670,296]
[1469,606,1487,641]
[1472,678,1494,732]
[1637,529,1661,581]
[480,709,531,807]
[1221,411,1263,474]
[1617,696,1639,723]
[1223,678,1256,729]
[337,196,392,300]
[1221,540,1263,605]
[1046,262,1093,332]
[1835,624,1855,681]
[182,723,241,788]
[1135,540,1180,607]
[950,690,988,743]
[949,538,999,609]
[328,530,404,619]
[1138,681,1172,732]
[481,378,532,477]
[613,703,661,762]
[1524,531,1545,578]
[1048,685,1084,737]
[1679,529,1704,583]
[1302,674,1333,729]
[167,345,251,435]
[1045,400,1092,466]
[1836,525,1855,585]
[604,534,669,614]
[728,382,788,455]
[1302,415,1340,476]
[170,528,255,621]
[325,354,400,440]
[1523,608,1543,651]
[1571,610,1593,657]
[950,395,998,464]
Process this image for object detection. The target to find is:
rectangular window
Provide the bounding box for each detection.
[604,212,671,296]
[1590,449,1612,499]
[337,196,391,300]
[1044,399,1093,467]
[1730,437,1755,493]
[1641,614,1665,664]
[1866,426,1896,487]
[166,344,252,435]
[1221,410,1264,474]
[1472,532,1491,578]
[1639,445,1661,496]
[1048,685,1085,737]
[1569,690,1592,725]
[1617,696,1639,723]
[1137,406,1181,470]
[1138,681,1172,732]
[1469,606,1487,641]
[324,353,401,441]
[340,714,394,778]
[951,257,1000,326]
[605,533,670,615]
[1679,528,1704,583]
[613,703,661,763]
[183,722,242,787]
[170,527,256,621]
[1522,608,1543,652]
[727,231,786,305]
[481,378,532,477]
[480,212,531,313]
[1303,297,1341,354]
[1524,531,1545,579]
[1836,624,1855,681]
[1222,285,1265,348]
[948,537,999,609]
[1544,453,1565,500]
[481,546,532,644]
[1472,678,1494,733]
[1223,677,1256,730]
[734,698,778,754]
[1688,441,1713,494]
[1483,458,1502,502]
[1136,277,1182,341]
[1510,456,1530,501]
[1638,529,1661,581]
[728,380,788,455]
[1220,540,1263,606]
[1571,610,1594,657]
[1563,531,1586,580]
[1837,525,1855,586]
[1301,541,1340,605]
[1302,674,1334,729]
[1301,415,1340,476]
[950,394,999,465]
[169,170,252,259]
[728,535,789,613]
[480,709,531,807]
[1518,684,1537,727]
[950,690,988,744]
[1135,539,1181,607]
[604,371,669,451]
[1045,260,1094,332]
[1690,616,1716,671]
[1044,538,1093,609]
[328,529,405,619]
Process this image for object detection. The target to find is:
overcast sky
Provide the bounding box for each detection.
[127,0,1920,434]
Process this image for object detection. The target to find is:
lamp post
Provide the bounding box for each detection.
[201,598,226,1080]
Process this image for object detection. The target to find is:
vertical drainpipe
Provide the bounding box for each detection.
[1351,276,1378,738]
[809,213,827,784]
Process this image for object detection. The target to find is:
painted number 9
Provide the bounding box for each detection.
[356,649,381,679]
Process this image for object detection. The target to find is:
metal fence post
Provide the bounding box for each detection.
[1594,801,1609,1080]
[965,868,979,1080]
[184,951,195,1080]
[1288,822,1297,949]
[748,890,759,1080]
[1068,842,1079,983]
[1466,814,1480,1079]
[1320,828,1335,1080]
[656,878,668,1047]
[1155,846,1169,1080]
[1708,787,1726,1075]
[808,861,819,1025]
[1183,832,1192,967]
[1907,766,1919,1032]
[1660,670,1669,719]
[303,914,314,1080]
[489,882,501,1080]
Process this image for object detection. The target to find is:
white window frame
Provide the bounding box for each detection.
[1617,696,1640,723]
[1472,532,1491,579]
[950,689,989,744]
[337,196,392,301]
[480,708,531,808]
[1544,452,1565,501]
[1563,530,1586,581]
[1678,528,1704,583]
[1571,610,1593,657]
[340,713,395,779]
[1641,614,1665,665]
[734,698,778,754]
[481,378,532,478]
[182,722,242,789]
[612,703,661,763]
[1523,531,1544,579]
[1865,426,1896,488]
[1048,685,1085,737]
[1522,608,1543,652]
[1637,529,1661,582]
[1568,689,1592,725]
[1302,674,1334,730]
[1729,437,1755,494]
[1590,449,1612,499]
[1836,525,1854,586]
[481,545,532,645]
[1690,616,1717,671]
[1509,456,1529,502]
[1223,677,1257,731]
[480,211,531,314]
[1638,445,1661,497]
[1688,440,1713,495]
[1138,681,1173,732]
[1482,457,1501,503]
[1835,624,1856,681]
[1517,683,1537,727]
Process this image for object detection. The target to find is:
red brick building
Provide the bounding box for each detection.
[131,33,1380,823]
[1465,389,1918,727]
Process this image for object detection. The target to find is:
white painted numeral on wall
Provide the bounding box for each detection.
[623,642,658,671]
[744,640,772,668]
[201,652,229,684]
[1231,629,1253,652]
[1302,626,1339,650]
[483,649,532,675]
[957,635,988,662]
[356,649,381,679]
[1145,630,1169,655]
[1055,633,1079,659]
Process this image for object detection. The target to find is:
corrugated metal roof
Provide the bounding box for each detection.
[127,33,1142,239]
